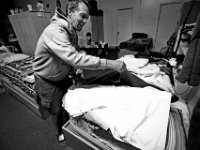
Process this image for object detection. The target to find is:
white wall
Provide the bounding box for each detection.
[99,0,183,47]
[12,0,184,49]
[98,0,136,45]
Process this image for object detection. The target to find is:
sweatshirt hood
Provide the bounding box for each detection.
[51,8,76,35]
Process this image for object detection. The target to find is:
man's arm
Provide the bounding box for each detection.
[44,28,126,72]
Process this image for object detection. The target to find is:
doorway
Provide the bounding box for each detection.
[155,2,182,51]
[116,8,133,45]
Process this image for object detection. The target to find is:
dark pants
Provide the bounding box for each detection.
[35,74,73,135]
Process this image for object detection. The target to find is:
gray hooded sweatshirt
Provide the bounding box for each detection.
[33,8,107,81]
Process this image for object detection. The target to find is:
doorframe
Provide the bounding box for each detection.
[116,7,133,45]
[154,2,183,49]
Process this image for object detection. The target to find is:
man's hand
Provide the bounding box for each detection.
[106,60,127,72]
[114,60,127,72]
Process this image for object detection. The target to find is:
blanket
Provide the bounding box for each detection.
[62,86,171,150]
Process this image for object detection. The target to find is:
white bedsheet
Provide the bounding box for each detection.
[118,55,174,93]
[62,86,171,150]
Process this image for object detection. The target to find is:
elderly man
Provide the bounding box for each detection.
[33,0,126,145]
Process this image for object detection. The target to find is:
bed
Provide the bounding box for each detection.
[0,50,40,116]
[62,106,187,150]
[61,49,189,150]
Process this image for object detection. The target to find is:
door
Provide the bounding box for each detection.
[155,3,182,51]
[117,8,133,45]
[60,0,67,12]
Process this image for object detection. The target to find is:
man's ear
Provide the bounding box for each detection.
[68,10,74,18]
[67,10,72,17]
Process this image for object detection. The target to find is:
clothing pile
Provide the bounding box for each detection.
[118,55,174,92]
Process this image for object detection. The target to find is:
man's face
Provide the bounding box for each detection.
[86,35,91,40]
[68,2,89,31]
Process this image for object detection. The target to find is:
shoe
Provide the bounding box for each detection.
[57,134,67,146]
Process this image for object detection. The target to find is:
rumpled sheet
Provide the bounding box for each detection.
[62,86,172,150]
[118,55,174,93]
